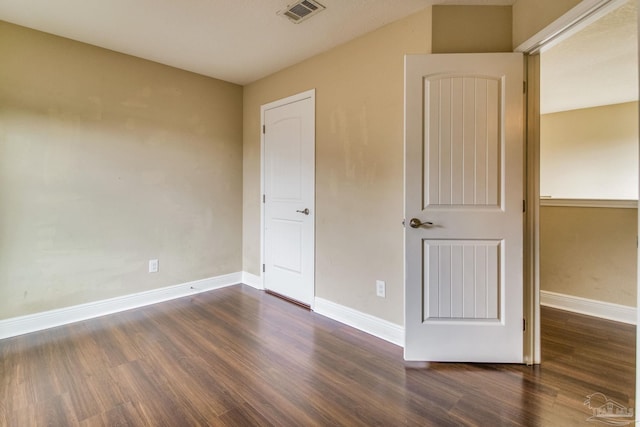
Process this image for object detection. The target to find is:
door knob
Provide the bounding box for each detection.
[409,218,433,228]
[296,208,310,215]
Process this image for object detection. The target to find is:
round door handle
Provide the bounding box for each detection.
[296,208,310,215]
[409,218,433,228]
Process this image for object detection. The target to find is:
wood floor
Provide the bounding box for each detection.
[1,285,635,426]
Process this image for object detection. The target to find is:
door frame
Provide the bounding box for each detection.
[260,89,316,308]
[516,0,635,364]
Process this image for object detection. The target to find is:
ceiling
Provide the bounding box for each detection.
[541,0,638,114]
[0,0,514,85]
[1,0,634,110]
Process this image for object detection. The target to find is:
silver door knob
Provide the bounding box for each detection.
[409,218,433,228]
[296,208,310,215]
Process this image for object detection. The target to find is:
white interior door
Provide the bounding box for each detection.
[262,90,315,306]
[404,53,524,362]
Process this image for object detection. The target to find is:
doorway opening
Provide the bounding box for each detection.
[538,1,638,320]
[522,0,638,411]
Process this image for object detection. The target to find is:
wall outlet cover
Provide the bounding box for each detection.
[376,280,386,298]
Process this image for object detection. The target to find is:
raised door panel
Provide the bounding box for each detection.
[424,75,501,209]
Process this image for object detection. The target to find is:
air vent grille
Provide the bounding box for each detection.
[278,0,325,24]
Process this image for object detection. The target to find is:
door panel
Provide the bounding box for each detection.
[272,219,303,274]
[424,239,500,321]
[270,117,303,200]
[425,75,501,208]
[263,91,315,306]
[405,54,523,363]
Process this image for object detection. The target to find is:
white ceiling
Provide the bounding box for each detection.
[3,0,632,111]
[0,0,514,85]
[541,0,638,114]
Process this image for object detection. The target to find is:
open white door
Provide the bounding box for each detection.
[404,53,524,362]
[262,90,315,306]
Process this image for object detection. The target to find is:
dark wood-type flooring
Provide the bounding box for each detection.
[1,284,635,426]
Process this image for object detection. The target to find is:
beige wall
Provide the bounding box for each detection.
[540,206,637,306]
[512,0,582,48]
[0,22,243,319]
[2,1,615,323]
[244,2,576,325]
[540,102,639,199]
[243,9,432,325]
[432,6,512,53]
[436,0,583,52]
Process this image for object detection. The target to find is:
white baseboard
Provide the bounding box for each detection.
[313,297,404,347]
[14,276,621,348]
[0,272,243,340]
[241,271,264,290]
[540,290,637,325]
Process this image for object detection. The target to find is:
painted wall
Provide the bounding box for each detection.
[243,6,515,325]
[243,9,433,325]
[540,206,637,306]
[432,6,512,53]
[540,103,638,306]
[512,0,582,47]
[0,22,243,319]
[1,0,611,324]
[540,102,639,199]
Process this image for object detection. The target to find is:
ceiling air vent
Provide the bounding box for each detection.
[278,0,326,24]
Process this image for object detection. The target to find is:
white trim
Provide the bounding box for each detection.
[524,55,542,365]
[261,89,316,112]
[540,198,638,208]
[0,272,242,340]
[540,290,636,325]
[242,271,264,290]
[515,0,628,54]
[314,297,404,347]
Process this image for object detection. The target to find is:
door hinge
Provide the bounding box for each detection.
[263,194,266,203]
[523,81,527,94]
[523,318,526,332]
[262,125,266,134]
[523,200,526,213]
[262,264,265,273]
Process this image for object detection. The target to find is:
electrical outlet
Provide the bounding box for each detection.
[376,280,386,298]
[149,259,159,273]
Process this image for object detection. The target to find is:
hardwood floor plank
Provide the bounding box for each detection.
[6,393,78,427]
[216,402,275,427]
[0,284,635,426]
[77,402,145,427]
